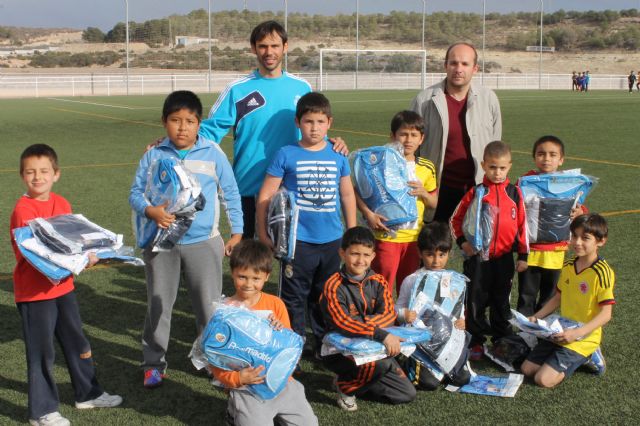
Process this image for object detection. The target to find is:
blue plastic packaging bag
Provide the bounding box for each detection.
[134,157,205,250]
[519,170,598,243]
[462,185,497,260]
[200,305,303,400]
[323,326,431,356]
[13,226,72,284]
[267,188,299,262]
[350,144,418,226]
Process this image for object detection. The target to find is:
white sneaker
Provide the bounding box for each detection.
[29,411,70,426]
[75,392,123,409]
[334,379,357,412]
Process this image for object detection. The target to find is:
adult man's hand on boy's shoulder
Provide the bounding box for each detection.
[329,136,349,155]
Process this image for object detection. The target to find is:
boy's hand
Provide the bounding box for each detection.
[382,334,404,357]
[86,252,99,268]
[224,234,243,256]
[145,203,175,229]
[516,260,528,273]
[329,136,349,155]
[364,210,390,232]
[238,366,266,385]
[552,328,582,344]
[528,316,538,323]
[461,241,476,257]
[268,314,284,331]
[405,310,417,324]
[454,318,466,330]
[570,204,585,220]
[407,180,427,199]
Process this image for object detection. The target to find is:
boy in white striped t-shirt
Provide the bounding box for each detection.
[256,92,357,360]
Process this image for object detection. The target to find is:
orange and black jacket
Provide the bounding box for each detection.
[450,176,529,261]
[320,267,396,343]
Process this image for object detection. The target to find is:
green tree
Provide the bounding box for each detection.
[82,27,105,42]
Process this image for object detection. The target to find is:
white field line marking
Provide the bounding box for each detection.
[47,97,156,110]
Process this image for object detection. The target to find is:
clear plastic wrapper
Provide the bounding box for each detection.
[134,158,205,251]
[445,372,524,398]
[191,303,303,401]
[350,142,418,228]
[519,170,598,244]
[267,188,299,262]
[28,214,118,254]
[462,186,497,260]
[509,309,582,340]
[13,225,71,284]
[321,326,431,359]
[407,270,470,377]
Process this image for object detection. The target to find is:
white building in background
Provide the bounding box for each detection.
[174,36,217,47]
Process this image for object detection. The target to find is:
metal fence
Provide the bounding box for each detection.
[0,72,630,98]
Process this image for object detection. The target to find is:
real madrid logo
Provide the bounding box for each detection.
[215,333,226,343]
[284,264,294,278]
[160,170,167,180]
[370,153,377,163]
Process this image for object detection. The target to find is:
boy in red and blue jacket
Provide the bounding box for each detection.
[450,141,528,360]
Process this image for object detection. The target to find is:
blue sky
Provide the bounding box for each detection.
[1,0,638,31]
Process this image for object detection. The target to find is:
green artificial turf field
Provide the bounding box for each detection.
[0,90,638,424]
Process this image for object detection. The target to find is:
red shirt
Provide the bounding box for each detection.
[442,94,475,189]
[10,193,75,303]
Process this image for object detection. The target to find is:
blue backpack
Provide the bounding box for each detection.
[350,145,418,226]
[201,306,303,400]
[323,326,431,356]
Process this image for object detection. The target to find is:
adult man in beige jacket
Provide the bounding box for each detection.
[411,42,502,222]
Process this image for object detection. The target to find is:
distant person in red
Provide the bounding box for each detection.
[411,43,502,223]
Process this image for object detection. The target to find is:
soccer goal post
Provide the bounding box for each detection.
[319,49,427,91]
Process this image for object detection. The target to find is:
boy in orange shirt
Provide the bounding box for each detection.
[207,240,317,426]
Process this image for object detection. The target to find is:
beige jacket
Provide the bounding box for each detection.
[410,79,502,186]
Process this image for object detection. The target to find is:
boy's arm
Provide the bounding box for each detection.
[199,87,236,144]
[515,185,529,260]
[355,189,390,232]
[212,145,244,254]
[256,175,284,248]
[129,154,152,216]
[449,187,475,256]
[553,304,613,344]
[339,176,357,229]
[366,276,397,328]
[531,291,561,321]
[394,275,414,323]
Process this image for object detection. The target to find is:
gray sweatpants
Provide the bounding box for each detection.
[141,235,224,372]
[227,379,318,426]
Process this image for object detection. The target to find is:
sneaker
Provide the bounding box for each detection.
[583,347,606,375]
[75,392,123,409]
[334,379,357,412]
[469,344,484,361]
[143,368,166,388]
[29,411,70,426]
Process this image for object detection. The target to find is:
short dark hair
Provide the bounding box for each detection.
[295,92,332,121]
[341,226,375,250]
[20,144,59,174]
[162,90,203,122]
[483,140,511,161]
[390,110,424,135]
[444,42,478,65]
[570,214,608,241]
[417,222,452,253]
[532,135,565,157]
[229,239,273,274]
[250,20,287,47]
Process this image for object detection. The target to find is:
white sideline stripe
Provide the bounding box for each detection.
[47,97,155,110]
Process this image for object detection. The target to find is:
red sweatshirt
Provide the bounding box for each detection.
[450,176,528,260]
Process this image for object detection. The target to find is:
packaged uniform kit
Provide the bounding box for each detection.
[267,188,299,262]
[461,185,498,260]
[519,170,597,244]
[350,143,418,228]
[134,157,205,251]
[192,304,303,400]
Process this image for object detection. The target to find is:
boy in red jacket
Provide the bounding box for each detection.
[450,141,528,360]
